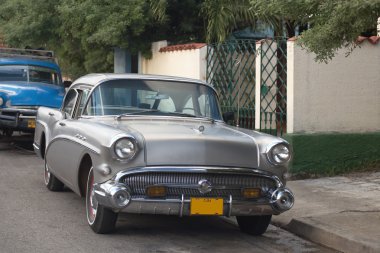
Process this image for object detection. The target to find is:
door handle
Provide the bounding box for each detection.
[48,112,55,116]
[59,122,66,126]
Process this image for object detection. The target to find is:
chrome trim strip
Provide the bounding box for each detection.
[48,135,101,155]
[179,194,184,217]
[0,108,37,113]
[228,195,232,217]
[33,142,40,151]
[114,166,284,188]
[19,115,36,119]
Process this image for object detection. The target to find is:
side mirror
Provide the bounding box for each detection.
[63,80,72,88]
[223,111,235,123]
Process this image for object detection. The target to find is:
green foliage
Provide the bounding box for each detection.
[284,133,380,177]
[203,0,380,61]
[298,0,380,62]
[201,0,255,42]
[0,0,204,78]
[0,0,378,77]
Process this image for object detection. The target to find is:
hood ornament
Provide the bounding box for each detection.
[192,125,205,134]
[198,179,212,194]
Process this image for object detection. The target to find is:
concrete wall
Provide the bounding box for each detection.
[140,41,207,81]
[287,39,380,133]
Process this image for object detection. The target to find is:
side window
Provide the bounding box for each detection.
[78,89,90,116]
[198,94,211,117]
[83,87,102,116]
[62,89,78,118]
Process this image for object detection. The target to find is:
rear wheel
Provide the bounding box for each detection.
[86,167,118,234]
[44,161,64,191]
[236,215,272,236]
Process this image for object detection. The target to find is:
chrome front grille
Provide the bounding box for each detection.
[122,172,277,200]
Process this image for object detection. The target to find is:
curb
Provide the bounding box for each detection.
[285,217,380,253]
[222,216,380,253]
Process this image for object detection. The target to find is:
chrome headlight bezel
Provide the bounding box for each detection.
[266,142,292,166]
[111,136,138,161]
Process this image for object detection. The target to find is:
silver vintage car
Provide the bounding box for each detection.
[33,74,294,235]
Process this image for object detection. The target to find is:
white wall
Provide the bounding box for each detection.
[287,40,380,133]
[140,41,207,81]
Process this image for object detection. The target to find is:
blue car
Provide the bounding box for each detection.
[0,48,66,135]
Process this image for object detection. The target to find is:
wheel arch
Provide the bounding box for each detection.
[78,154,93,197]
[40,132,46,159]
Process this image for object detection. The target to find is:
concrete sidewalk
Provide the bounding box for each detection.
[224,171,380,252]
[272,171,380,253]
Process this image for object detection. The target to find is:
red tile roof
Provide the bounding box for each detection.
[357,36,380,45]
[159,43,206,52]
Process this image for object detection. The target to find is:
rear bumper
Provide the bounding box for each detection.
[94,167,295,217]
[0,108,36,132]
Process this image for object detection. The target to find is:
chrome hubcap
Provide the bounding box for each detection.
[86,168,98,225]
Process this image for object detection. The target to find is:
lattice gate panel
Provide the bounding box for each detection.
[207,40,256,129]
[258,39,287,136]
[206,38,287,136]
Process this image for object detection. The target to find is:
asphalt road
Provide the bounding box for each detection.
[0,138,336,253]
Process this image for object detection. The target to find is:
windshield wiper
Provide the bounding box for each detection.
[164,112,197,118]
[115,109,159,120]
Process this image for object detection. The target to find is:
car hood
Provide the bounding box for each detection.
[111,118,259,168]
[0,82,64,108]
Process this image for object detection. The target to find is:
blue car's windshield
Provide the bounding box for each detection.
[0,65,61,85]
[83,79,223,120]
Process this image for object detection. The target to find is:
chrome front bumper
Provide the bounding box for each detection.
[94,167,294,217]
[0,108,36,131]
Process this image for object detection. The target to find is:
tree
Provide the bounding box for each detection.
[202,0,380,61]
[0,0,205,78]
[298,0,380,61]
[1,0,379,77]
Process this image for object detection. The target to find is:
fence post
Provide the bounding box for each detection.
[255,41,262,131]
[286,38,295,134]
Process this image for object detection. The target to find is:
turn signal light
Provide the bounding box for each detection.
[242,188,261,199]
[146,186,167,197]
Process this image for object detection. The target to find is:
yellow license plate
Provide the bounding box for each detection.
[28,120,36,128]
[190,198,223,215]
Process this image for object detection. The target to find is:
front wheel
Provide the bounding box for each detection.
[44,161,64,191]
[236,215,272,236]
[86,167,118,234]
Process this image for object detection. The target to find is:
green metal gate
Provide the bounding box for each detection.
[206,38,287,136]
[258,39,287,136]
[206,40,256,129]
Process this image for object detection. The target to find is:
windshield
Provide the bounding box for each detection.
[0,65,61,85]
[82,79,222,120]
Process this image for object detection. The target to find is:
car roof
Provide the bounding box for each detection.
[71,73,211,88]
[0,58,61,72]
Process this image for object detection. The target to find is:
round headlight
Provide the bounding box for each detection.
[114,138,137,160]
[268,143,291,165]
[0,97,3,106]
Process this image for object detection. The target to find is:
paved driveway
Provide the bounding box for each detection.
[0,140,336,253]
